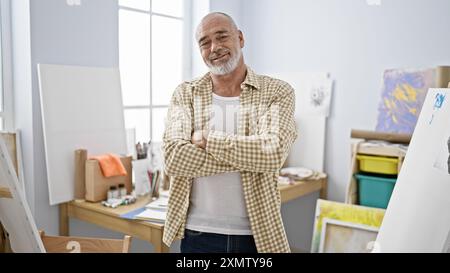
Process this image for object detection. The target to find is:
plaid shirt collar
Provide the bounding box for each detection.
[190,65,261,92]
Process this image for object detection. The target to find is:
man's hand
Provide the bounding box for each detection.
[192,130,209,149]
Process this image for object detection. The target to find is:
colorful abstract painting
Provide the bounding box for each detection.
[311,199,385,253]
[376,68,436,134]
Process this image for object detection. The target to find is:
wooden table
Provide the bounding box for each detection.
[59,176,327,253]
[279,176,327,203]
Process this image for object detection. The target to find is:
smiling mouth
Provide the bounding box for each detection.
[211,53,229,62]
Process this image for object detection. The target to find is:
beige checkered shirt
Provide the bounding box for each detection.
[162,67,298,253]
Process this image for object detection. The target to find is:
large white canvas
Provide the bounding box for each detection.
[0,138,45,253]
[266,71,331,171]
[38,64,127,205]
[376,88,450,252]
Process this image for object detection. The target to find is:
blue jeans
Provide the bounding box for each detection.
[180,229,258,253]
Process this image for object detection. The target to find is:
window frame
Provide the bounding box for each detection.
[119,0,192,143]
[0,0,14,131]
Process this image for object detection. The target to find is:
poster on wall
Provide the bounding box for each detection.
[263,71,333,172]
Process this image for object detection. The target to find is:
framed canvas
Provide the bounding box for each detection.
[319,218,379,253]
[311,199,385,253]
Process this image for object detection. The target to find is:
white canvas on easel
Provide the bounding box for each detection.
[0,137,45,253]
[376,88,450,252]
[264,71,333,171]
[38,64,127,205]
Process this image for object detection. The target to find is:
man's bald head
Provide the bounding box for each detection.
[195,12,244,75]
[196,12,239,41]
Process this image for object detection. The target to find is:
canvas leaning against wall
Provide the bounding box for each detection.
[311,199,385,253]
[319,218,379,253]
[375,66,450,134]
[376,88,450,252]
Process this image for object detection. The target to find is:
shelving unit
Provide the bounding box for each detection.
[345,130,410,207]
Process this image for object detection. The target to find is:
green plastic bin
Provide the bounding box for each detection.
[355,173,397,209]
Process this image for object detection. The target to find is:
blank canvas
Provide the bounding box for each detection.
[38,64,127,205]
[377,88,450,252]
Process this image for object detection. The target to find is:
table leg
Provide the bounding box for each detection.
[153,229,170,253]
[59,203,69,236]
[320,178,328,199]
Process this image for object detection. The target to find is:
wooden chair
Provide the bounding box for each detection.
[39,231,132,253]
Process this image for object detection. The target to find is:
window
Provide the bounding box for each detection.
[0,0,14,131]
[119,0,191,143]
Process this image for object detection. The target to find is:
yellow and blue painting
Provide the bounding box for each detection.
[376,68,436,134]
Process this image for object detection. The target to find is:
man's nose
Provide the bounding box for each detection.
[210,41,224,53]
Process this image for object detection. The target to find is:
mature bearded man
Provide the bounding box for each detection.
[162,12,298,253]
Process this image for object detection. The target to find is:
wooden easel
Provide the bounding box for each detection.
[0,131,23,253]
[0,133,133,253]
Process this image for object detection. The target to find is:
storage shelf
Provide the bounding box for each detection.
[357,145,406,158]
[345,136,409,209]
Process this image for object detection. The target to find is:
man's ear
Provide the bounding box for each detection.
[238,30,245,48]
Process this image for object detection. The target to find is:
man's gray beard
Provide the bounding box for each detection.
[208,49,242,76]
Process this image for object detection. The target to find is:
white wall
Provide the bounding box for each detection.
[239,0,450,250]
[11,0,35,215]
[210,0,242,28]
[191,0,210,77]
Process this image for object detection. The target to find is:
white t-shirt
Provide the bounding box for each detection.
[185,92,252,235]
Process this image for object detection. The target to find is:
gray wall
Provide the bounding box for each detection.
[240,0,450,251]
[31,0,120,234]
[30,0,118,231]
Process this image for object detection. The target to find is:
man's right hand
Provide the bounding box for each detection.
[192,130,208,149]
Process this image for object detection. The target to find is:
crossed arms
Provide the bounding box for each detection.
[163,83,298,177]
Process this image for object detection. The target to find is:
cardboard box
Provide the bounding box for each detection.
[84,156,132,202]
